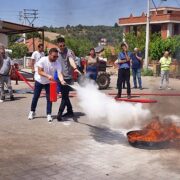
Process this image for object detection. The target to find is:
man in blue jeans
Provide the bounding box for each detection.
[131,48,143,90]
[28,48,65,122]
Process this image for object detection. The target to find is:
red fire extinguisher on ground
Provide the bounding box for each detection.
[50,81,57,102]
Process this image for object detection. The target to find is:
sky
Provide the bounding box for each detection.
[0,0,179,27]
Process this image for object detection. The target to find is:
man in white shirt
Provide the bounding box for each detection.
[31,43,45,74]
[28,48,65,122]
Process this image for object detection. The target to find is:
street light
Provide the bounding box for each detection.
[144,0,150,69]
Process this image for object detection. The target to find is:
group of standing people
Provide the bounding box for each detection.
[28,39,173,122]
[115,43,143,99]
[0,36,172,122]
[115,42,172,99]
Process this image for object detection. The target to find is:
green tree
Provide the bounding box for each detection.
[104,47,112,59]
[125,31,146,52]
[9,43,28,58]
[149,35,180,60]
[65,37,93,57]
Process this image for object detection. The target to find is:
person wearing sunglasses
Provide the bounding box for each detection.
[28,48,65,122]
[56,37,81,121]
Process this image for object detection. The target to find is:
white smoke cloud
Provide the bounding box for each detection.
[72,82,151,130]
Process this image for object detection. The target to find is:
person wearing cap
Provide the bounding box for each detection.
[159,51,172,90]
[131,47,143,90]
[115,43,131,99]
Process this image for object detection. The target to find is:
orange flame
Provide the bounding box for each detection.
[128,118,180,143]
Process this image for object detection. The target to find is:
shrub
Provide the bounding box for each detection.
[141,68,153,76]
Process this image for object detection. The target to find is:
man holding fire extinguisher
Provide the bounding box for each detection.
[56,37,81,121]
[28,48,66,122]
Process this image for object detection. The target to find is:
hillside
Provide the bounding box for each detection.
[42,24,123,46]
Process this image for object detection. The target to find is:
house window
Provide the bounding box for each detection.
[174,24,179,35]
[167,10,172,14]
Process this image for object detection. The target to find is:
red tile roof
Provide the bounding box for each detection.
[25,38,58,52]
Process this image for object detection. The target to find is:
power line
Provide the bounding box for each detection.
[19,9,38,26]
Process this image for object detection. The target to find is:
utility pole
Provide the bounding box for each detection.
[22,9,38,27]
[19,9,38,67]
[19,9,38,51]
[144,0,150,69]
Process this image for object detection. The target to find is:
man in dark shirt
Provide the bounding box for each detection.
[131,48,143,90]
[115,43,131,99]
[56,37,81,121]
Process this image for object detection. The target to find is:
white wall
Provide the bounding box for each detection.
[0,33,8,47]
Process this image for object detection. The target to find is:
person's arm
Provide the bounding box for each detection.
[31,59,35,72]
[8,58,14,76]
[56,62,66,85]
[83,60,87,74]
[124,51,130,61]
[158,58,162,65]
[135,53,142,61]
[38,67,54,81]
[118,52,130,64]
[69,57,81,75]
[31,52,36,72]
[58,72,66,85]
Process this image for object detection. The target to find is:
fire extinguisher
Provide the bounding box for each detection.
[50,81,57,102]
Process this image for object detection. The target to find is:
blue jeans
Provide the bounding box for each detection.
[132,68,142,88]
[31,81,52,115]
[86,65,97,80]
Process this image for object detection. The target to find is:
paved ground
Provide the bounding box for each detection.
[0,76,180,180]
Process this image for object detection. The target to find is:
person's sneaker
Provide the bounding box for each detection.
[0,96,5,102]
[115,94,121,99]
[133,86,137,89]
[28,111,35,120]
[10,95,15,101]
[167,87,172,90]
[159,86,163,90]
[127,95,131,99]
[139,87,143,90]
[47,114,53,122]
[57,113,63,121]
[62,111,74,117]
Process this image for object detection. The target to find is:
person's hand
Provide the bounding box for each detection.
[60,80,66,85]
[48,75,54,81]
[74,68,82,75]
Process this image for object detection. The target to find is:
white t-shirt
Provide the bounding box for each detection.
[31,51,45,70]
[35,56,62,84]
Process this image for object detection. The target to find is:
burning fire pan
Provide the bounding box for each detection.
[127,118,180,149]
[127,130,170,149]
